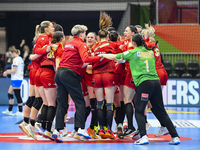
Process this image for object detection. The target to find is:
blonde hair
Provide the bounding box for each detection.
[23,45,30,53]
[9,48,20,55]
[98,12,112,38]
[33,20,51,43]
[71,25,88,36]
[141,23,155,38]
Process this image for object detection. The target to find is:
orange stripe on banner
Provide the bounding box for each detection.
[152,25,200,53]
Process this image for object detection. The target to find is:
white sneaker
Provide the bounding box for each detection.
[68,129,76,137]
[146,122,151,130]
[2,109,13,116]
[155,126,169,137]
[25,124,37,140]
[52,129,63,143]
[18,121,30,137]
[35,122,42,131]
[113,125,117,134]
[134,135,149,145]
[13,111,23,116]
[77,128,92,139]
[169,137,180,145]
[62,127,68,137]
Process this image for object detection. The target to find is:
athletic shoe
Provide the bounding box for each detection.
[25,124,37,140]
[146,122,151,130]
[132,130,140,140]
[117,123,123,139]
[77,128,92,139]
[105,129,115,139]
[74,132,87,141]
[113,125,117,134]
[52,130,63,143]
[13,111,23,116]
[169,137,180,145]
[122,128,136,137]
[123,121,128,132]
[43,130,54,141]
[99,129,106,139]
[2,109,13,116]
[94,125,99,134]
[18,121,30,137]
[35,122,42,131]
[103,126,108,132]
[134,135,149,145]
[155,126,169,137]
[68,129,76,137]
[37,127,45,136]
[87,127,98,139]
[62,127,68,137]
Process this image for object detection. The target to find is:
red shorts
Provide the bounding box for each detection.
[85,73,93,87]
[115,72,126,86]
[92,72,117,88]
[157,68,168,85]
[29,68,37,85]
[81,77,89,97]
[124,73,136,90]
[35,67,56,88]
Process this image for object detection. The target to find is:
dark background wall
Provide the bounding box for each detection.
[2,11,124,51]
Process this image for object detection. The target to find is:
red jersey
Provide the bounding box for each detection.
[122,39,133,75]
[109,41,125,74]
[58,36,100,76]
[92,41,116,74]
[29,33,52,69]
[40,42,63,67]
[145,38,164,70]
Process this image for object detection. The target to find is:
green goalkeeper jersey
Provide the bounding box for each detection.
[116,46,159,87]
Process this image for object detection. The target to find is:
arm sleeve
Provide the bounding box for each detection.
[12,58,18,67]
[34,37,48,54]
[79,43,101,63]
[116,50,133,61]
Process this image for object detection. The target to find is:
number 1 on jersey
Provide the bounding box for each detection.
[144,59,149,72]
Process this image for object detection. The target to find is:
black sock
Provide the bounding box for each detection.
[46,106,56,132]
[103,99,107,127]
[144,115,147,123]
[30,119,35,127]
[8,104,13,111]
[120,101,126,122]
[19,106,23,112]
[115,107,121,125]
[37,114,42,123]
[90,98,98,129]
[106,103,114,130]
[40,105,48,130]
[24,117,29,124]
[125,103,135,130]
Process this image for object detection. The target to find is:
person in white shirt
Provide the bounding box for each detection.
[2,48,24,116]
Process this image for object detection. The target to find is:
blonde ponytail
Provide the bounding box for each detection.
[33,21,51,43]
[98,12,112,38]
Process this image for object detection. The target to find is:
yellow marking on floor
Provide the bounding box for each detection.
[147,109,198,114]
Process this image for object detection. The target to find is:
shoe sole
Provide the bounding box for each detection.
[74,134,88,141]
[169,142,180,145]
[53,137,63,143]
[104,133,115,139]
[135,142,149,145]
[99,132,107,139]
[76,133,91,139]
[43,134,55,141]
[19,124,31,137]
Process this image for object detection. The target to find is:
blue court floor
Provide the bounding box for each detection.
[0,105,200,150]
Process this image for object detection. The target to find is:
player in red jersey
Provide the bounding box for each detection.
[18,21,54,140]
[85,32,99,138]
[91,12,117,139]
[118,25,138,138]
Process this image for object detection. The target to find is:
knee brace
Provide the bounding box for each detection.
[25,96,35,108]
[106,103,114,111]
[97,100,105,110]
[8,93,14,100]
[32,97,43,110]
[90,98,97,110]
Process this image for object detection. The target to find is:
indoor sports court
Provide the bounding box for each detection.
[0,0,200,149]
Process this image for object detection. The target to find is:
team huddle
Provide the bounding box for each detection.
[3,12,180,145]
